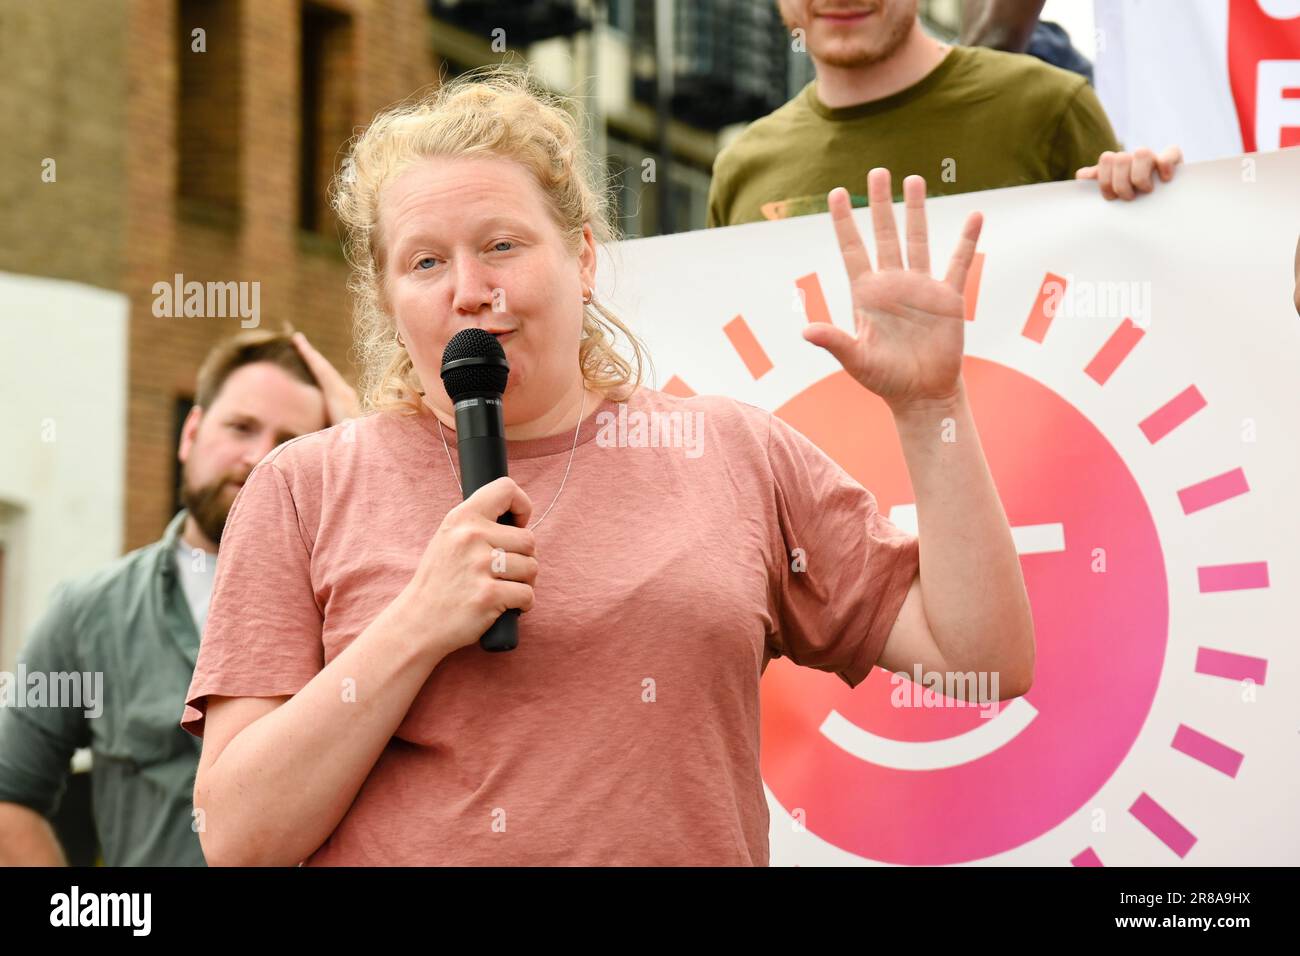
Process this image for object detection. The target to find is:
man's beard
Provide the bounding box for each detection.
[817,21,913,68]
[179,464,246,547]
[805,4,917,69]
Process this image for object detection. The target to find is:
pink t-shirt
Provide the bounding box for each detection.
[182,385,919,865]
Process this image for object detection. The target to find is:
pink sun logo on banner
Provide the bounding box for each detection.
[663,254,1270,866]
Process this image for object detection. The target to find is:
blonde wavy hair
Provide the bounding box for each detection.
[331,65,651,413]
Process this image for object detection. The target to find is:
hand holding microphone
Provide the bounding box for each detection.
[388,328,534,657]
[439,327,526,652]
[393,475,537,658]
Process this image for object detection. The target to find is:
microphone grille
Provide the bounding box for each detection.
[440,328,510,402]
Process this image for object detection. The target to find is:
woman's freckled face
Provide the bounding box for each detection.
[378,155,596,423]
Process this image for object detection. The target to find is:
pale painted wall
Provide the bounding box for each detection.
[0,271,127,671]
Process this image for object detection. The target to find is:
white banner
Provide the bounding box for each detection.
[599,148,1300,865]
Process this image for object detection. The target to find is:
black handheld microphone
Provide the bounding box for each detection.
[439,328,518,653]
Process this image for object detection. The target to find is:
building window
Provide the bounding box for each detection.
[666,162,711,235]
[606,135,651,238]
[606,133,711,237]
[300,2,356,235]
[608,0,636,34]
[177,0,242,220]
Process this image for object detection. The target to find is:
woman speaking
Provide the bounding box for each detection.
[182,68,1034,866]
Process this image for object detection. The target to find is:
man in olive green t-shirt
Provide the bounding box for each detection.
[708,0,1183,227]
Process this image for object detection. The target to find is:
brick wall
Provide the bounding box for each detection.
[0,0,127,289]
[122,0,437,550]
[3,0,439,552]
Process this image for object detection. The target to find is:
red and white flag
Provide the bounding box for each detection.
[1094,0,1300,159]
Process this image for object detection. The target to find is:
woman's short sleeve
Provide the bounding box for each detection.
[181,457,324,738]
[764,411,919,688]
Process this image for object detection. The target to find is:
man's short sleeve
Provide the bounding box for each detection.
[1050,79,1123,180]
[0,584,89,816]
[181,458,324,738]
[764,412,919,689]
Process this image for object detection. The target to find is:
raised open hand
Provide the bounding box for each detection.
[803,168,983,413]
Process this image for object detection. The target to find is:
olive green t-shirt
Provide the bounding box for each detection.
[706,45,1122,227]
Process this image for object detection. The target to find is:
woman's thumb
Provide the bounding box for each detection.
[802,322,858,367]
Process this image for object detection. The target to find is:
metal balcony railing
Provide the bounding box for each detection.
[630,0,803,129]
[427,0,592,45]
